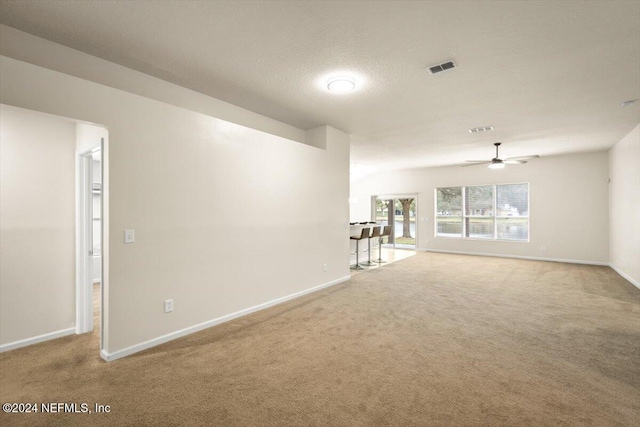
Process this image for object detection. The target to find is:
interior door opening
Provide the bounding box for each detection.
[90,149,102,336]
[77,146,101,335]
[0,105,107,356]
[76,123,108,357]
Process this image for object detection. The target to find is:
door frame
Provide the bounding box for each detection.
[75,144,102,335]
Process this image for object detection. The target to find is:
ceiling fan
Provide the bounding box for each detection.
[463,142,540,169]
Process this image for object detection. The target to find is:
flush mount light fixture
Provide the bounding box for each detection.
[327,76,356,94]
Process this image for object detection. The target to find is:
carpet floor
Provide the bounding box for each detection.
[1,253,639,426]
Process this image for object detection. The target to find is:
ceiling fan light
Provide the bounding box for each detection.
[463,142,538,168]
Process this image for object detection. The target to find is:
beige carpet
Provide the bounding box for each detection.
[1,253,639,426]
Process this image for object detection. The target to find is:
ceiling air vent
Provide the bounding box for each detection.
[428,60,456,75]
[468,126,494,134]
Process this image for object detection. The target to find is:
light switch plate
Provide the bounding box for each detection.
[124,229,135,243]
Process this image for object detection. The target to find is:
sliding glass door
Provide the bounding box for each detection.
[374,196,417,249]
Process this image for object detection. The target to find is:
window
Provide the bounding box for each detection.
[465,185,494,239]
[435,183,529,241]
[436,187,462,238]
[495,183,529,241]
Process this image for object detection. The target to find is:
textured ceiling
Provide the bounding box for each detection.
[1,0,639,177]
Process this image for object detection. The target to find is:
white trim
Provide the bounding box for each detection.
[609,264,640,290]
[419,248,609,266]
[75,153,84,332]
[376,193,418,200]
[0,328,76,353]
[100,275,351,362]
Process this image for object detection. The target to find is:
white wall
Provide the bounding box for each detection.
[351,151,610,264]
[0,105,77,346]
[76,122,107,154]
[1,47,350,356]
[609,125,640,287]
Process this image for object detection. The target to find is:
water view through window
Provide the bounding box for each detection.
[436,183,529,241]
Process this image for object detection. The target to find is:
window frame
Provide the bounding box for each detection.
[435,182,530,242]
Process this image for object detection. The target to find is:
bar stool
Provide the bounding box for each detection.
[374,225,393,264]
[362,226,381,266]
[350,227,370,270]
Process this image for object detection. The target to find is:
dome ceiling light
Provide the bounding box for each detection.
[327,76,356,94]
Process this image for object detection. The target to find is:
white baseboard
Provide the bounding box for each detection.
[0,327,76,353]
[419,248,609,266]
[101,275,351,362]
[419,248,640,289]
[609,263,640,290]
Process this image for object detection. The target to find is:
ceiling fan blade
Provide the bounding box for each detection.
[504,159,527,164]
[464,160,491,163]
[505,155,540,161]
[462,161,491,167]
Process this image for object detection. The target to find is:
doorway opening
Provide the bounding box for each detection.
[77,147,102,332]
[76,123,108,355]
[374,195,417,250]
[0,105,107,356]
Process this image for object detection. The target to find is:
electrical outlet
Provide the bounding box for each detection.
[164,299,174,313]
[124,229,135,243]
[540,245,546,252]
[323,263,328,272]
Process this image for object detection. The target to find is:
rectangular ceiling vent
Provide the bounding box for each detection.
[469,126,494,133]
[428,60,456,75]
